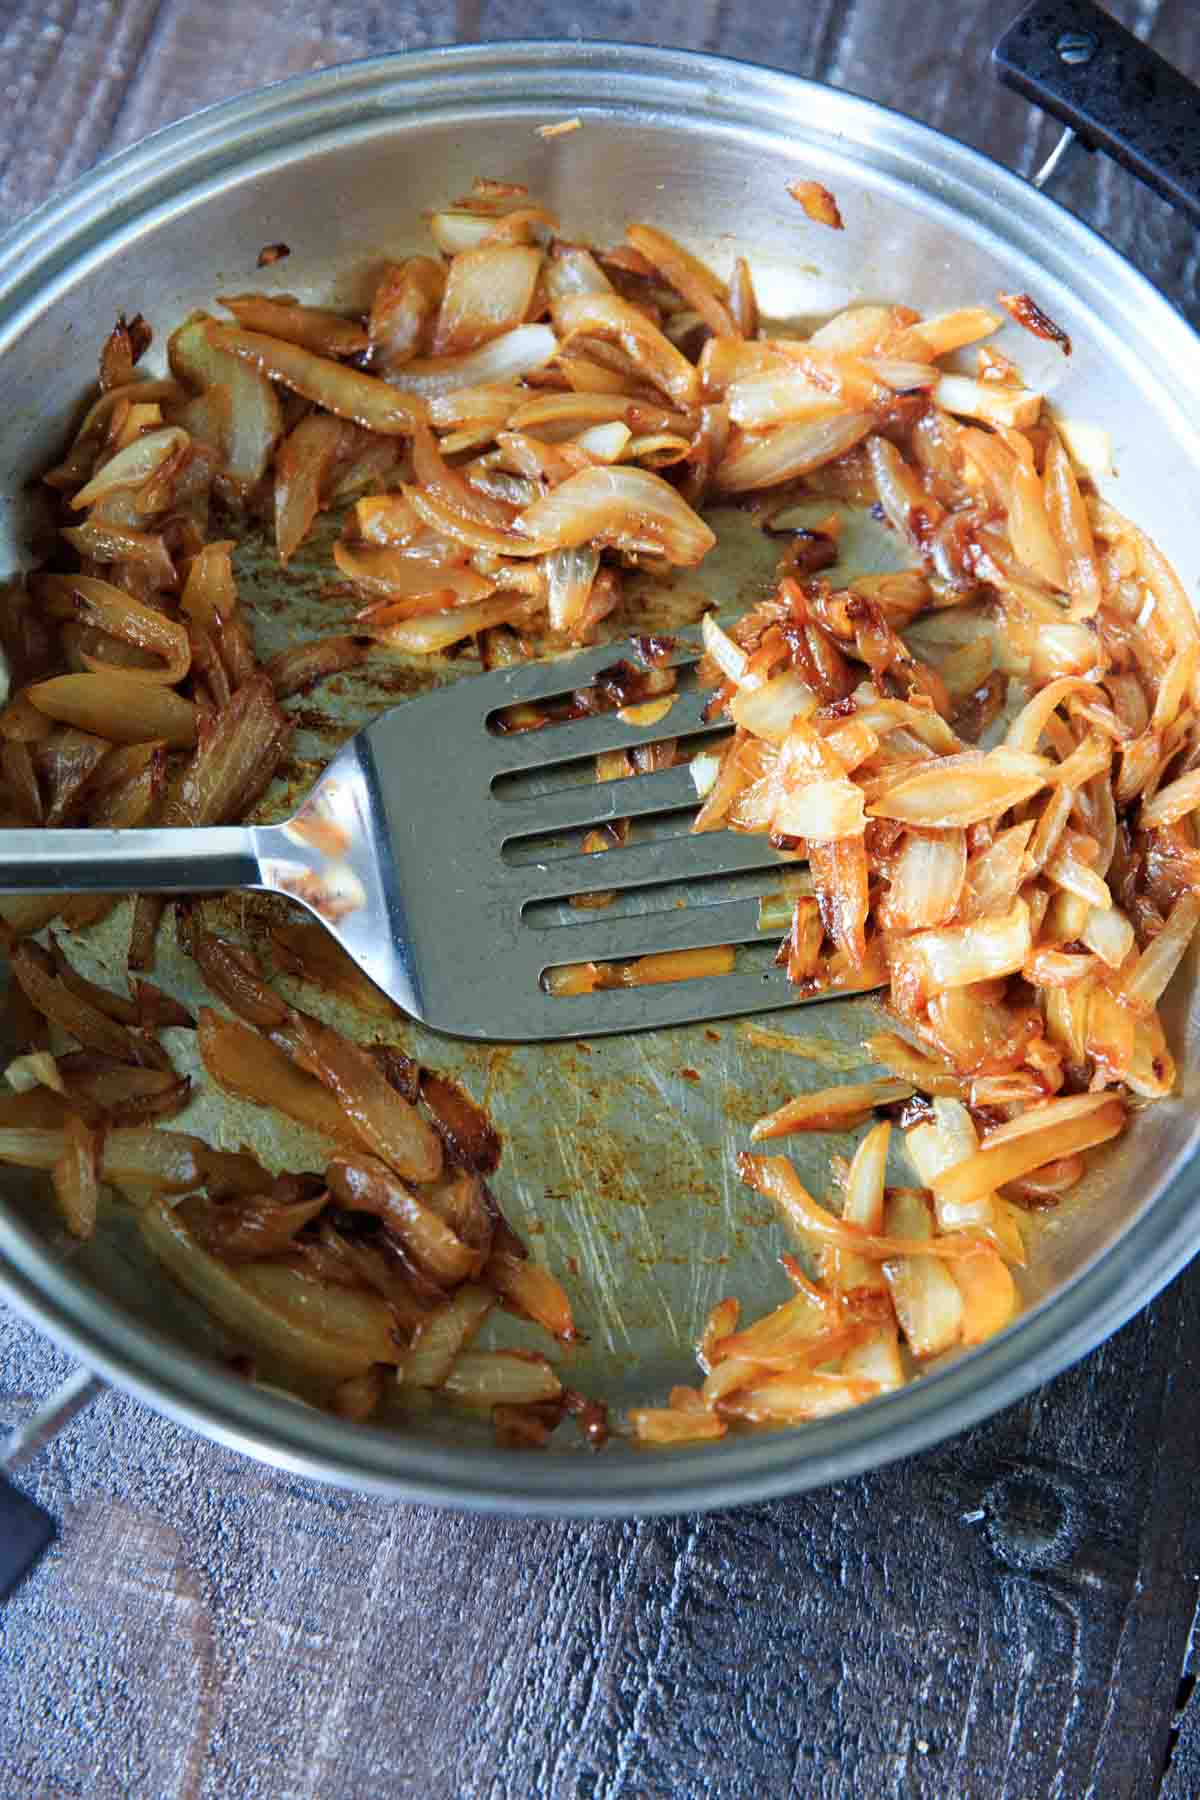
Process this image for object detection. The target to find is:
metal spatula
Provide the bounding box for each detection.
[0,639,840,1040]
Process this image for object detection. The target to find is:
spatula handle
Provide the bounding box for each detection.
[0,824,262,894]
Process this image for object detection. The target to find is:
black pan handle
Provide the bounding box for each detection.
[0,1367,100,1602]
[0,1472,55,1602]
[993,0,1200,227]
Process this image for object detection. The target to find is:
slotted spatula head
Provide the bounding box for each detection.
[296,636,854,1040]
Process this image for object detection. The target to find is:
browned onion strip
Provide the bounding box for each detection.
[218,293,369,357]
[279,1013,443,1184]
[26,671,196,749]
[932,1101,1125,1209]
[198,1007,354,1143]
[749,1078,914,1139]
[39,574,190,685]
[206,322,429,433]
[325,1154,478,1285]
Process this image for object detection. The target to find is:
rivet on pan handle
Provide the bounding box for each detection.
[0,1367,103,1602]
[993,0,1200,227]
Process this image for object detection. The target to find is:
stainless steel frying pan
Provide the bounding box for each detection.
[2,1,1199,1535]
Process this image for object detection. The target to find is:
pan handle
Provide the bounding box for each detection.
[0,1367,102,1601]
[993,1,1200,228]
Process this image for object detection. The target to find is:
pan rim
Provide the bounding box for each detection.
[2,37,1199,1515]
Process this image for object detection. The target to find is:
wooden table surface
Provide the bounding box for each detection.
[3,3,1200,1795]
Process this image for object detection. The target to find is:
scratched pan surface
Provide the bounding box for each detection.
[2,45,1200,1515]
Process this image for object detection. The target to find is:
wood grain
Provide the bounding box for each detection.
[3,2,1200,1796]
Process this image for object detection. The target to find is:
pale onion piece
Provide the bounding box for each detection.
[1086,984,1135,1084]
[611,946,735,987]
[27,672,197,749]
[1004,677,1104,753]
[814,303,913,353]
[275,414,362,565]
[906,1097,995,1234]
[385,324,559,399]
[485,1250,577,1343]
[985,1094,1115,1152]
[843,1120,889,1232]
[426,383,525,431]
[217,293,368,357]
[773,777,865,840]
[53,1114,99,1239]
[895,308,1001,358]
[207,323,428,433]
[544,545,600,631]
[432,245,542,356]
[400,1285,494,1388]
[1043,436,1102,618]
[1057,417,1113,479]
[429,210,499,254]
[370,593,541,654]
[139,1201,401,1378]
[552,292,700,408]
[715,411,875,495]
[841,1324,905,1392]
[405,487,548,559]
[626,222,739,340]
[867,749,1050,827]
[867,435,944,547]
[699,337,791,397]
[726,371,844,429]
[169,315,283,485]
[885,830,966,929]
[881,1188,964,1359]
[630,1407,727,1444]
[544,246,614,300]
[718,1371,879,1424]
[749,1078,913,1140]
[862,357,939,391]
[1140,767,1200,830]
[1117,892,1200,1013]
[728,669,819,742]
[986,1198,1029,1269]
[1045,734,1111,792]
[4,1052,65,1095]
[335,544,494,604]
[689,748,724,799]
[1008,458,1067,590]
[933,374,1042,430]
[1044,843,1112,910]
[891,899,1032,1004]
[617,697,674,727]
[862,1032,964,1097]
[1151,644,1197,734]
[698,1296,741,1374]
[514,465,716,565]
[1079,904,1135,970]
[368,256,445,373]
[0,1128,69,1170]
[700,610,749,685]
[1029,622,1103,683]
[507,391,684,435]
[442,1350,562,1407]
[1125,1011,1176,1100]
[355,493,421,545]
[70,427,190,510]
[574,421,634,463]
[932,1099,1125,1210]
[950,1245,1017,1345]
